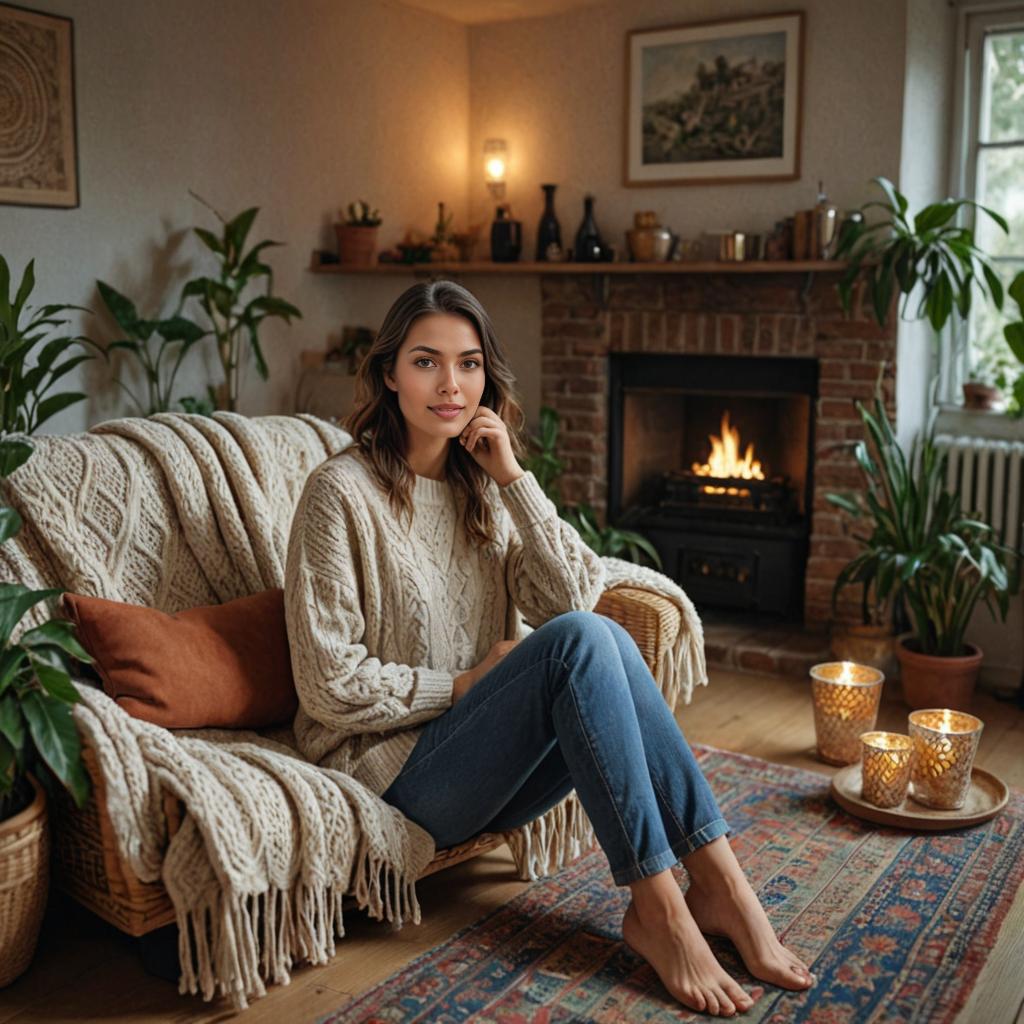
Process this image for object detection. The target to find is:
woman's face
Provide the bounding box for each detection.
[384,312,487,447]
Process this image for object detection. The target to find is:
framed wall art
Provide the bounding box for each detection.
[0,3,79,208]
[624,11,804,187]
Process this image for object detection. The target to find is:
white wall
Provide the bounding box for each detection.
[3,0,953,444]
[1,0,470,432]
[465,0,910,432]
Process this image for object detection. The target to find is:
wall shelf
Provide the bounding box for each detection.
[310,258,848,276]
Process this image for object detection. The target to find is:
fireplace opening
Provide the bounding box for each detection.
[609,354,818,619]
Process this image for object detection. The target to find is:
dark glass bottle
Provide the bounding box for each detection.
[573,194,604,263]
[535,183,563,260]
[490,204,522,262]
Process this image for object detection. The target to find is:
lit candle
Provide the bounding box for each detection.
[860,731,914,808]
[908,709,984,810]
[809,661,885,765]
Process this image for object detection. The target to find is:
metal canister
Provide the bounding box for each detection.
[813,180,840,259]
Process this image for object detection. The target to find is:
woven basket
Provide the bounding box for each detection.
[0,774,49,988]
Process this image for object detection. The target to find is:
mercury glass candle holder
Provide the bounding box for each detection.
[810,661,885,765]
[860,731,914,808]
[908,709,984,810]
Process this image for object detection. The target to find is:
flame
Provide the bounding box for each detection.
[692,412,764,496]
[693,411,764,480]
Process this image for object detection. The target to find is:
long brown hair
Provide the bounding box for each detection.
[341,280,526,547]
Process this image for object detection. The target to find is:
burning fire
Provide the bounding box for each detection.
[692,411,764,497]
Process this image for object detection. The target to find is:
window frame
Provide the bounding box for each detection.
[945,1,1024,408]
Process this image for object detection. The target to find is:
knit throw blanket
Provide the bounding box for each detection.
[73,683,434,1008]
[0,412,438,1007]
[0,411,707,1005]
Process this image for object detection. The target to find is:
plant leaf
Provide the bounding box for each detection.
[0,584,62,648]
[0,507,22,545]
[21,690,89,807]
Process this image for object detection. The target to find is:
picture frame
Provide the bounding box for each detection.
[0,3,79,208]
[624,11,804,188]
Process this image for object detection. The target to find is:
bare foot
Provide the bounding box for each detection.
[622,898,765,1016]
[684,874,815,993]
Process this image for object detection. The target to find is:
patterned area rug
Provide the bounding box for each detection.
[319,744,1024,1023]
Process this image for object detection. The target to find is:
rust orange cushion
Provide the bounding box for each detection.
[60,589,298,729]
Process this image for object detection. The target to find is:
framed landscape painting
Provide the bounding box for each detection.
[624,11,804,187]
[0,3,79,208]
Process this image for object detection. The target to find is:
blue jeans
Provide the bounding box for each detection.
[382,610,730,886]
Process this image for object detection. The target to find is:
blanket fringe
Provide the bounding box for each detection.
[175,846,422,1009]
[503,791,597,882]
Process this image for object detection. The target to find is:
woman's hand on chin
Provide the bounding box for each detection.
[457,406,524,488]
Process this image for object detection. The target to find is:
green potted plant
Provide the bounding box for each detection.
[826,389,1019,711]
[523,406,661,569]
[835,176,1008,334]
[334,326,376,375]
[0,255,95,985]
[429,202,458,263]
[962,358,1009,411]
[181,192,302,412]
[95,280,209,415]
[335,199,382,266]
[827,578,897,677]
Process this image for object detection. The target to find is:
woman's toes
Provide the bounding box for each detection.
[683,987,707,1013]
[788,960,813,984]
[703,989,721,1015]
[713,987,736,1015]
[727,981,754,1009]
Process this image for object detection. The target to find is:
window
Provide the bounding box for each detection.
[957,6,1024,398]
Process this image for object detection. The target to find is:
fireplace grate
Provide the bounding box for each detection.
[659,470,797,523]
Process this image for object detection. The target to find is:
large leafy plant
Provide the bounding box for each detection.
[835,176,1008,332]
[0,256,96,821]
[523,406,661,569]
[826,391,1018,657]
[96,280,208,415]
[1,257,99,439]
[182,192,302,412]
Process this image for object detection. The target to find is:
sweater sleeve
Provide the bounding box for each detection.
[500,470,607,628]
[284,467,454,738]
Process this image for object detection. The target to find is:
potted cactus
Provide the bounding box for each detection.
[335,200,382,266]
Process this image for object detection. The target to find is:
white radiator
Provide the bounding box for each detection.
[934,435,1024,549]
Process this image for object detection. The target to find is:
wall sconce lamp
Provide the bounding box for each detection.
[484,138,508,200]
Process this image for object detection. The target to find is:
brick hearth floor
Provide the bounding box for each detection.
[703,612,832,678]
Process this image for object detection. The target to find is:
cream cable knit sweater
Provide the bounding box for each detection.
[284,449,608,796]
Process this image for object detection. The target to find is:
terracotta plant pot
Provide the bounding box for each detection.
[962,381,1002,411]
[830,623,897,678]
[895,637,983,711]
[0,775,49,987]
[334,224,379,266]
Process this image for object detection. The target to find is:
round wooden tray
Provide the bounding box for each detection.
[830,764,1009,830]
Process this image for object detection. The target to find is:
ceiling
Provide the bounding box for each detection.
[393,0,609,25]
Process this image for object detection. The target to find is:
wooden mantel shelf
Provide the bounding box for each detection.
[309,259,847,275]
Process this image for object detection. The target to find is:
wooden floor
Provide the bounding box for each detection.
[2,668,1021,1024]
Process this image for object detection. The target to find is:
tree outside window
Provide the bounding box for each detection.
[967,27,1024,399]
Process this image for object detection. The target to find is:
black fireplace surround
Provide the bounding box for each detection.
[608,353,819,619]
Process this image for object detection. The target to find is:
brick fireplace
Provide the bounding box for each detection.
[537,270,897,627]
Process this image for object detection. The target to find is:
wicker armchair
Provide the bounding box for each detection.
[49,585,682,938]
[0,412,687,943]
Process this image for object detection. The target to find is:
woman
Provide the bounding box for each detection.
[284,281,816,1017]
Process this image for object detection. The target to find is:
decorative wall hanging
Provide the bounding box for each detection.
[625,11,804,187]
[0,3,79,208]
